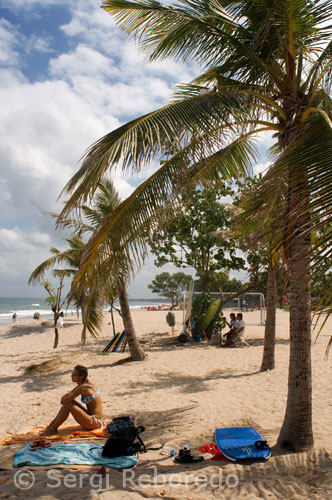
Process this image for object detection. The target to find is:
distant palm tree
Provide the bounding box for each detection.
[59,0,332,451]
[78,178,146,360]
[29,180,146,359]
[28,235,104,344]
[234,177,284,372]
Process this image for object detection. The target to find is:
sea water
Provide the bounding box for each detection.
[0,297,168,325]
[0,297,60,325]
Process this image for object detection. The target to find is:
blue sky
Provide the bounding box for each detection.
[0,0,270,298]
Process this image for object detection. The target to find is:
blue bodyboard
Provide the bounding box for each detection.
[215,427,271,461]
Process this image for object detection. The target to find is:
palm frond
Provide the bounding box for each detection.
[70,130,258,289]
[28,253,64,284]
[103,0,288,88]
[53,269,77,279]
[50,212,93,235]
[80,292,104,343]
[59,90,254,218]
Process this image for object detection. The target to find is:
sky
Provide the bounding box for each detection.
[0,0,270,299]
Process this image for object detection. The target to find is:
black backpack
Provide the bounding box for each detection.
[102,417,146,458]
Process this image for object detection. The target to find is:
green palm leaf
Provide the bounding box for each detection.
[71,131,258,287]
[60,90,254,216]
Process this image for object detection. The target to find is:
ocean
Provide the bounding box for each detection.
[0,297,169,325]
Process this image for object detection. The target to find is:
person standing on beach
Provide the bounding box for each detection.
[166,311,176,334]
[58,311,64,328]
[12,313,17,322]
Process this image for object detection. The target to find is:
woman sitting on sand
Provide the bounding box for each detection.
[41,365,102,435]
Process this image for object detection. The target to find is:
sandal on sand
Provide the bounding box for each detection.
[174,454,204,463]
[174,450,204,463]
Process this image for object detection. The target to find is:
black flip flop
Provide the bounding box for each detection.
[174,455,204,463]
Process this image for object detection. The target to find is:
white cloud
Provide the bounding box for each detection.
[0,227,71,299]
[0,68,27,85]
[26,34,55,54]
[0,228,51,250]
[50,45,116,80]
[60,0,196,84]
[254,161,272,176]
[0,19,22,66]
[0,0,250,298]
[1,0,66,9]
[0,75,140,237]
[0,227,51,280]
[257,129,275,151]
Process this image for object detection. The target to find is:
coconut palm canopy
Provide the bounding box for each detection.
[30,180,136,342]
[58,0,332,451]
[59,0,332,266]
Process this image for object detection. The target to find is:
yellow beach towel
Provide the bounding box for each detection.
[0,422,110,445]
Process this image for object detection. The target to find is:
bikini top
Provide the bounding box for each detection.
[81,390,100,404]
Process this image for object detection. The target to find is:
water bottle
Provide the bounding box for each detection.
[160,446,178,456]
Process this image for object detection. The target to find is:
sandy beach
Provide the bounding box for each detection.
[0,308,331,499]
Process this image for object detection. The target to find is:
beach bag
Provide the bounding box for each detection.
[102,417,146,458]
[106,416,135,434]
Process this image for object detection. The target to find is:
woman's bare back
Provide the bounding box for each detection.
[79,382,102,418]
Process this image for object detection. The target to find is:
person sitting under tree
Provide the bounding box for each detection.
[221,313,239,346]
[222,313,246,347]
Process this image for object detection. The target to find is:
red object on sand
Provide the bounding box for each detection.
[198,443,228,460]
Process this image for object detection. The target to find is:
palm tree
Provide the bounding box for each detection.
[78,178,146,360]
[235,230,280,371]
[31,181,146,359]
[28,235,105,344]
[58,0,332,451]
[234,176,285,372]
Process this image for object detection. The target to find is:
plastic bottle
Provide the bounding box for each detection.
[160,446,178,456]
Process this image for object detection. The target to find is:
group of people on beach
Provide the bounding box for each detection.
[12,311,66,323]
[165,309,246,347]
[222,312,246,347]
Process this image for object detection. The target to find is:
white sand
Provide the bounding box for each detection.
[0,309,331,499]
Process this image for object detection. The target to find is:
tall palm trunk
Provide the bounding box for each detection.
[261,262,276,371]
[109,298,116,337]
[79,293,90,344]
[53,311,60,348]
[277,180,313,452]
[117,278,146,361]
